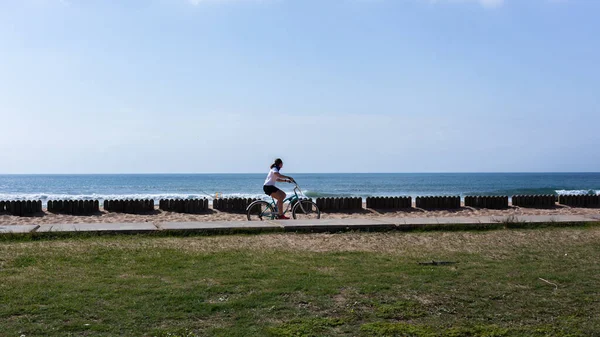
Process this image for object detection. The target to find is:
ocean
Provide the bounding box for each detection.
[0,173,599,205]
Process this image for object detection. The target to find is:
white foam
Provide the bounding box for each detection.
[555,190,600,196]
[0,192,273,204]
[217,192,269,200]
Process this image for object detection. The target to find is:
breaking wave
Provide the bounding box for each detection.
[0,192,271,205]
[555,190,600,196]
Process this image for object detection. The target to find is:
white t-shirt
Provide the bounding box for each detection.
[264,167,280,186]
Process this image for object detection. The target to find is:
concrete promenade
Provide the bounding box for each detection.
[1,214,599,235]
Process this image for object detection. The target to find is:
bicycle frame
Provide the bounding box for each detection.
[247,181,317,221]
[266,183,307,217]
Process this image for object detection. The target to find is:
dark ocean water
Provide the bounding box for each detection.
[0,173,599,204]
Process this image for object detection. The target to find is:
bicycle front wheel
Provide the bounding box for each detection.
[247,201,275,221]
[292,200,320,220]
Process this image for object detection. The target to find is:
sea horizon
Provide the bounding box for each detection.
[1,172,599,175]
[1,173,599,205]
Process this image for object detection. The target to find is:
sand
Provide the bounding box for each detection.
[1,203,599,226]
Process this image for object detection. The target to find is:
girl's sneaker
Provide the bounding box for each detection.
[277,215,290,220]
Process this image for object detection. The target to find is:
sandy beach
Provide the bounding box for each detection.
[1,203,599,226]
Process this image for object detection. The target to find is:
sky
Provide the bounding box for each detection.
[0,0,598,174]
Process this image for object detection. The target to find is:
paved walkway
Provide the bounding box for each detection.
[1,214,599,235]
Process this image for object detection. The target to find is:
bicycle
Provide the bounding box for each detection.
[246,181,321,221]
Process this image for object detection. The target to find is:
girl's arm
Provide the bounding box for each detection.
[274,172,294,182]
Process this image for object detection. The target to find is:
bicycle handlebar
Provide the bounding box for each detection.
[290,181,304,197]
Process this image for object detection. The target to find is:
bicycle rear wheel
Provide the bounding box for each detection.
[292,200,320,220]
[247,200,275,221]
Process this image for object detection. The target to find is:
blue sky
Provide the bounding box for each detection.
[0,0,598,173]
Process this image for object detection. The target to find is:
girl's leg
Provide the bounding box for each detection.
[273,190,286,216]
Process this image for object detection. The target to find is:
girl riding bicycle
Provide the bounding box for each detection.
[264,158,294,219]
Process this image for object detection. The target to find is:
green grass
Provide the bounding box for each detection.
[1,226,599,336]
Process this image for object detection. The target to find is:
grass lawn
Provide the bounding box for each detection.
[1,226,599,336]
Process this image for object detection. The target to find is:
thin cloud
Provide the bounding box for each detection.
[428,0,505,9]
[20,0,70,5]
[187,0,505,8]
[479,0,504,8]
[187,0,271,5]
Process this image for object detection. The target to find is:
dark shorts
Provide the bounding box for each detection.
[263,185,281,196]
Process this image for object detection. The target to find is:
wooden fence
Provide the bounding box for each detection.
[511,195,556,208]
[0,200,42,216]
[416,196,461,209]
[464,196,509,209]
[3,193,594,217]
[315,197,362,212]
[213,198,258,213]
[366,196,411,209]
[558,195,600,208]
[159,198,209,213]
[103,199,155,213]
[48,200,100,215]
